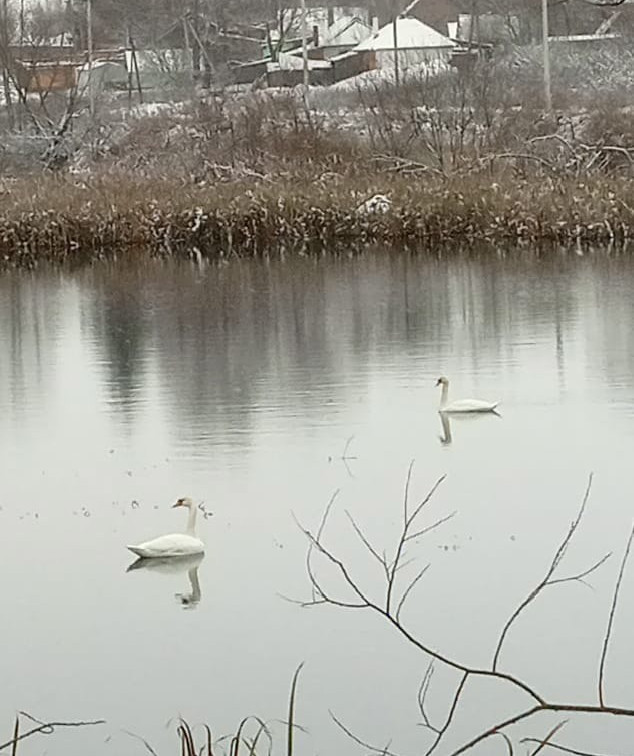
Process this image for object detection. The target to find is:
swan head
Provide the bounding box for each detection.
[173,497,195,509]
[436,376,449,387]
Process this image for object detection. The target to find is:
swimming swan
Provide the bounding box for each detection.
[436,376,499,413]
[127,497,205,558]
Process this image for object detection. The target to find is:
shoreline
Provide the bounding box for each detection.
[0,173,632,268]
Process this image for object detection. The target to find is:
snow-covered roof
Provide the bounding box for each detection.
[356,17,455,51]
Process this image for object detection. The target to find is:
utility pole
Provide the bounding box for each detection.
[86,0,94,118]
[542,0,552,112]
[300,0,309,89]
[393,15,399,86]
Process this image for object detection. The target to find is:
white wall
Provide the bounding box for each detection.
[375,47,452,71]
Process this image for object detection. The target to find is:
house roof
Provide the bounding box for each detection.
[356,17,455,51]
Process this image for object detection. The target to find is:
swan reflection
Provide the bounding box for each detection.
[438,408,502,446]
[126,552,204,609]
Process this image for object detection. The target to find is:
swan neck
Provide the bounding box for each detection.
[439,382,449,407]
[185,505,197,536]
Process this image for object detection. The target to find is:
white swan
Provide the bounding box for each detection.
[436,376,499,413]
[127,497,205,558]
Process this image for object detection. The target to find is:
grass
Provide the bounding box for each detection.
[4,664,305,756]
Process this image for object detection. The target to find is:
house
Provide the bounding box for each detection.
[454,13,520,44]
[262,5,368,57]
[301,14,373,59]
[233,51,333,87]
[354,16,455,71]
[77,59,128,93]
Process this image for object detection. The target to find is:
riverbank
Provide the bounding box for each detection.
[0,171,632,268]
[1,44,633,268]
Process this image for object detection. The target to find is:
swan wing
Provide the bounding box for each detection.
[127,533,205,558]
[441,399,498,413]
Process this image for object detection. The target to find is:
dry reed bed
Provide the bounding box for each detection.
[0,173,633,268]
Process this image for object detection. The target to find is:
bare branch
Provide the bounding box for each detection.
[330,712,405,756]
[387,472,446,615]
[425,671,469,756]
[528,720,568,756]
[497,732,514,756]
[548,552,611,589]
[121,729,160,756]
[404,512,457,543]
[395,563,430,623]
[598,522,634,707]
[446,704,543,756]
[522,739,610,756]
[0,717,105,752]
[417,662,439,734]
[345,509,389,580]
[492,475,594,671]
[296,514,371,609]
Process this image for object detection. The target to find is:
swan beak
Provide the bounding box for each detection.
[172,500,184,508]
[435,379,441,386]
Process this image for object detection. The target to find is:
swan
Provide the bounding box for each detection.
[436,376,499,413]
[127,497,204,558]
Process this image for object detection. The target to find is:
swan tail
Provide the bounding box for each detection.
[127,545,147,558]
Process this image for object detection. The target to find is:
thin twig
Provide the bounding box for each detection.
[345,509,390,580]
[121,729,160,756]
[330,712,405,756]
[417,662,439,734]
[492,474,595,671]
[497,732,514,756]
[528,720,568,756]
[548,552,611,589]
[0,718,105,752]
[522,739,609,756]
[449,702,634,756]
[425,672,469,756]
[404,511,457,543]
[387,472,446,615]
[598,522,634,707]
[395,563,430,623]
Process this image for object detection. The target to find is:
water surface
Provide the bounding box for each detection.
[2,250,634,755]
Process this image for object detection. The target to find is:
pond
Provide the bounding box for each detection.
[2,250,634,756]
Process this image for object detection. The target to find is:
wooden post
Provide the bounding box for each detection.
[542,0,552,112]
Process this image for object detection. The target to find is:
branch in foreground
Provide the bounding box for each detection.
[492,474,611,671]
[522,738,607,756]
[598,522,634,707]
[0,714,105,753]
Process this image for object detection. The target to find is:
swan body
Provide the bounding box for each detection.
[436,376,499,414]
[127,497,204,559]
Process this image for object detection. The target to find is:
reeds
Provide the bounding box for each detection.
[0,170,632,268]
[176,663,304,756]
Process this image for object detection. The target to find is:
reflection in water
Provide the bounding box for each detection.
[127,553,204,609]
[438,409,502,446]
[439,411,452,445]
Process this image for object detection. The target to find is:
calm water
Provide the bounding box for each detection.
[3,251,634,755]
